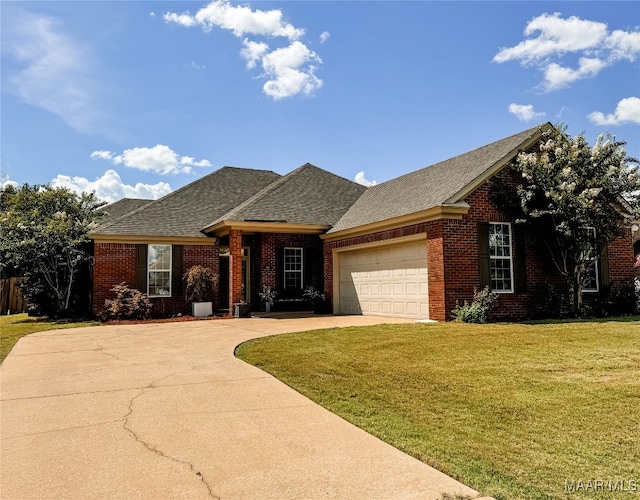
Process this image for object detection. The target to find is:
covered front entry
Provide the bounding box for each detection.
[336,238,429,319]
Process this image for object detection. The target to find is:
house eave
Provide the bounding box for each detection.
[321,203,470,242]
[88,234,216,245]
[202,220,330,236]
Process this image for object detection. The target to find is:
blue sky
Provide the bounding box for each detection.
[2,1,639,202]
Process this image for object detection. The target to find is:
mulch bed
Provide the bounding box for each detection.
[102,314,232,326]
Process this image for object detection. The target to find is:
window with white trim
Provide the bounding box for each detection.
[489,223,514,293]
[148,244,171,297]
[284,247,303,289]
[581,227,599,293]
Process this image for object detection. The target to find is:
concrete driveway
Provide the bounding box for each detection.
[1,315,479,499]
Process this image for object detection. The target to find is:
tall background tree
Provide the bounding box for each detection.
[0,184,105,318]
[512,124,640,315]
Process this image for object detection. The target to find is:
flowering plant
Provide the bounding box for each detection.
[302,285,324,301]
[258,286,278,304]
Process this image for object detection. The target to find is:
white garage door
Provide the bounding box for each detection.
[338,240,429,319]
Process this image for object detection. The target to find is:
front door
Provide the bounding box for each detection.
[241,249,250,302]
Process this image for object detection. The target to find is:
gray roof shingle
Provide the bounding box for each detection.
[97,198,152,227]
[328,125,545,234]
[91,167,281,238]
[209,163,367,227]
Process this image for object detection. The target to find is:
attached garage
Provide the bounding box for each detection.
[335,237,429,319]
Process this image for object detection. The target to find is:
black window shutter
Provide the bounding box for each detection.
[478,222,490,289]
[303,247,313,289]
[600,245,610,289]
[514,226,527,293]
[136,244,148,293]
[276,248,284,291]
[172,245,183,297]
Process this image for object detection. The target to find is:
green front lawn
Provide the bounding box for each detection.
[0,313,100,363]
[236,318,640,500]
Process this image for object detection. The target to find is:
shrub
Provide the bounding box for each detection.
[183,265,218,302]
[451,286,498,323]
[101,283,152,321]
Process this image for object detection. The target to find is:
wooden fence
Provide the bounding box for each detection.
[1,278,27,315]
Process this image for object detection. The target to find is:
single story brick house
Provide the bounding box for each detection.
[90,123,636,320]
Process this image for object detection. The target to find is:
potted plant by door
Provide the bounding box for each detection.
[184,265,218,317]
[258,286,278,313]
[303,285,326,314]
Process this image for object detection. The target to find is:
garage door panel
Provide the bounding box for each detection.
[338,240,429,320]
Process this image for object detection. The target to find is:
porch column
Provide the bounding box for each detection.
[229,229,243,311]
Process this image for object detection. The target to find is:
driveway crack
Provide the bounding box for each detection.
[122,387,220,499]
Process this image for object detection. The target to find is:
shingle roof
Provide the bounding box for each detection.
[208,163,367,227]
[91,167,281,238]
[97,198,152,227]
[328,124,546,234]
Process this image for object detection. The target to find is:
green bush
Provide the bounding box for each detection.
[451,286,498,323]
[100,283,152,321]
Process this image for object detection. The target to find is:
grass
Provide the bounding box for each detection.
[236,318,640,500]
[0,313,100,363]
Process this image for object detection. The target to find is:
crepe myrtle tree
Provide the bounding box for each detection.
[512,123,640,315]
[0,184,105,318]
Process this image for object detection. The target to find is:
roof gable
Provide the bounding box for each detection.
[91,167,281,238]
[328,124,548,234]
[206,163,367,230]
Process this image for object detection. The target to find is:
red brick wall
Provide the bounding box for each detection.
[607,229,636,291]
[92,242,219,317]
[93,243,138,317]
[253,233,323,304]
[426,220,446,320]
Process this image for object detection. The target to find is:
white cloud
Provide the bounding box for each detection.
[588,96,640,126]
[241,39,270,69]
[91,145,212,175]
[260,41,323,99]
[508,103,546,122]
[354,171,377,187]
[1,173,19,190]
[185,61,206,70]
[165,0,323,99]
[51,170,171,203]
[319,31,330,44]
[90,150,115,161]
[3,8,102,132]
[164,0,304,40]
[494,12,640,91]
[543,57,606,91]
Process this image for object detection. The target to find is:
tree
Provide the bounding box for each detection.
[512,123,640,315]
[0,184,105,318]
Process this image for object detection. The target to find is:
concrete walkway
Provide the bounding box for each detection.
[1,315,480,499]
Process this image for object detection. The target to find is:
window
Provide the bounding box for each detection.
[489,223,514,293]
[148,244,171,297]
[581,228,599,293]
[284,247,303,289]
